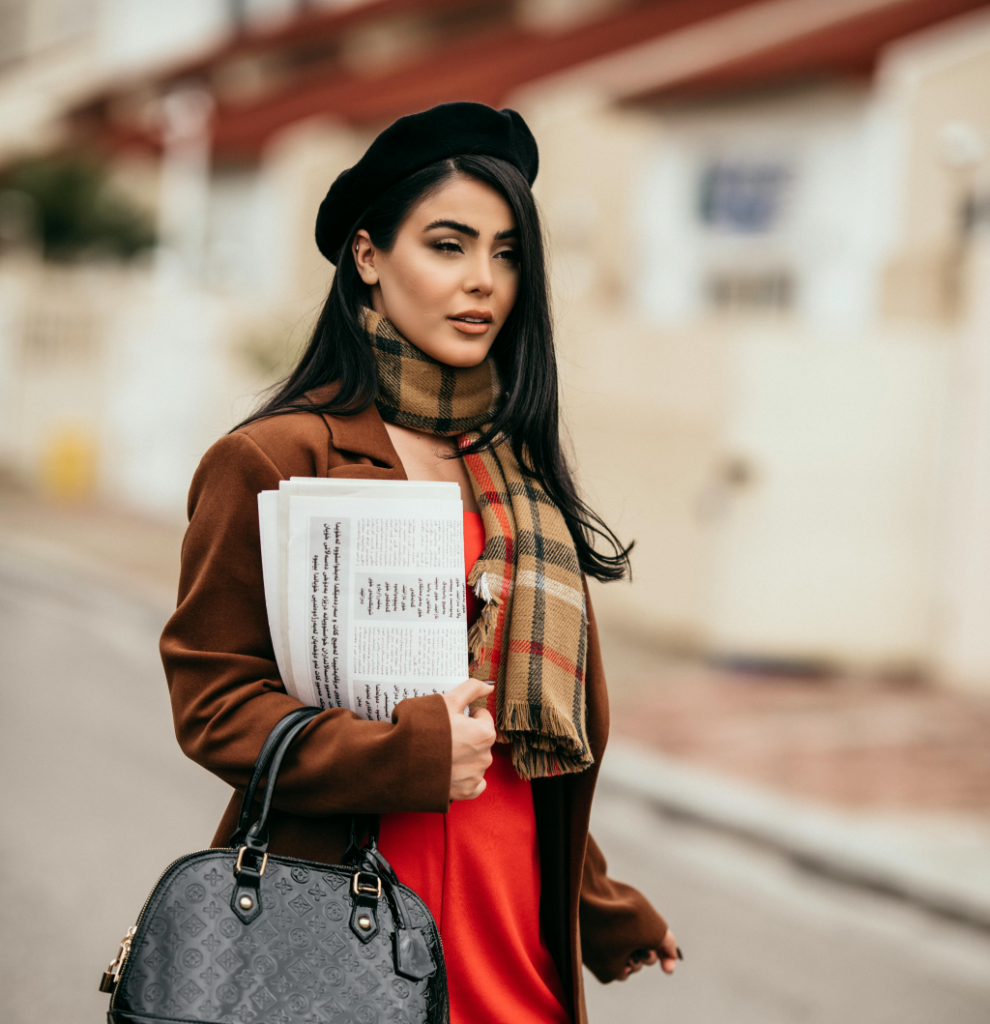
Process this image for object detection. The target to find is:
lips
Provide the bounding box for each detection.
[448,309,493,324]
[448,309,494,336]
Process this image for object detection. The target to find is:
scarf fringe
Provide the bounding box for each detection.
[466,568,501,676]
[466,538,593,777]
[500,701,586,748]
[473,571,494,604]
[466,570,504,734]
[505,716,594,779]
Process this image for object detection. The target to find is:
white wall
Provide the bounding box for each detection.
[634,85,899,332]
[707,326,949,667]
[0,0,232,155]
[100,280,230,519]
[96,0,229,71]
[634,88,949,669]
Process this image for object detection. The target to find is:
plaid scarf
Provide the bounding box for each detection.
[365,310,593,779]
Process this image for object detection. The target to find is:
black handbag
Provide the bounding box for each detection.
[100,707,449,1024]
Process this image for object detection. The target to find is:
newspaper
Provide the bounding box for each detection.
[258,477,468,720]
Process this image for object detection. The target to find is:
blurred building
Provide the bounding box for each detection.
[3,0,990,688]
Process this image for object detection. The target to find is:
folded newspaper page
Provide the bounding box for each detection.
[258,477,468,720]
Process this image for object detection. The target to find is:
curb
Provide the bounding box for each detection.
[599,736,990,931]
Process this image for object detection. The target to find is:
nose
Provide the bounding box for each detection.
[463,252,494,297]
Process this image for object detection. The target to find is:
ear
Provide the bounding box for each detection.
[352,229,379,286]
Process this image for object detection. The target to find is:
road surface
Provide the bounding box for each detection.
[1,552,988,1023]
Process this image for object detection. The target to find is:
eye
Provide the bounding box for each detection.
[431,239,463,254]
[495,248,519,264]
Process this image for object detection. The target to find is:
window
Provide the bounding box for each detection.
[698,159,791,234]
[705,269,794,312]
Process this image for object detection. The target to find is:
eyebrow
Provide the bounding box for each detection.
[423,219,518,241]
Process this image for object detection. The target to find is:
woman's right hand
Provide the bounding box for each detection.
[443,679,496,801]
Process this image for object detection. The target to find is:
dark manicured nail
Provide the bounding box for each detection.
[676,946,684,961]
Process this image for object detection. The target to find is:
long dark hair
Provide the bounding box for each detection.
[238,154,632,582]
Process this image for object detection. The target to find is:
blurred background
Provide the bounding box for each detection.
[1,0,990,1022]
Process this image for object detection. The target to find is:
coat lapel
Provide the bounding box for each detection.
[303,387,408,480]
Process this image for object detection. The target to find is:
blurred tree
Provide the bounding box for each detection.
[0,154,156,261]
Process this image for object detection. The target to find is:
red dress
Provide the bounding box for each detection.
[378,512,571,1024]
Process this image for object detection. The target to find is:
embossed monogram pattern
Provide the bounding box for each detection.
[110,851,447,1024]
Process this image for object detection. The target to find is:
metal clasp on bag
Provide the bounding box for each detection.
[99,925,136,993]
[351,871,382,899]
[235,846,268,876]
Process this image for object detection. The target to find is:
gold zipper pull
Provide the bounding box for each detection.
[99,925,137,994]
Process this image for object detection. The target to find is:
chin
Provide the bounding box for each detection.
[440,351,490,369]
[417,335,494,369]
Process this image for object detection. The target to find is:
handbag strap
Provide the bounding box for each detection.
[242,710,319,850]
[229,706,321,846]
[230,707,382,884]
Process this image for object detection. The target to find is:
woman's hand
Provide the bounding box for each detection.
[443,679,496,801]
[619,928,681,980]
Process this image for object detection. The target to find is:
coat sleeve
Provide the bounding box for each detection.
[579,831,669,982]
[160,430,453,817]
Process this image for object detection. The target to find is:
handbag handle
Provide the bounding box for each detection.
[229,709,321,922]
[229,706,321,846]
[242,710,318,851]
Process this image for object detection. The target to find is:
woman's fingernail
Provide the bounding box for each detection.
[676,946,684,961]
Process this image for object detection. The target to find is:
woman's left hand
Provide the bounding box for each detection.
[619,928,681,979]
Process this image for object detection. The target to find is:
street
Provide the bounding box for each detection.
[1,552,989,1024]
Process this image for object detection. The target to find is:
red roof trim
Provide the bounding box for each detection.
[73,0,990,162]
[77,0,509,111]
[624,0,990,102]
[209,0,757,157]
[151,0,478,87]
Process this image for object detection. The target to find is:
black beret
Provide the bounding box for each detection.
[315,101,539,264]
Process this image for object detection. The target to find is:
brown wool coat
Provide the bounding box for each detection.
[159,389,668,1023]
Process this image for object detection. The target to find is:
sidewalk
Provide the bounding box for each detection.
[598,626,990,928]
[4,482,990,927]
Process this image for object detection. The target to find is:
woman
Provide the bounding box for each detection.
[161,102,678,1024]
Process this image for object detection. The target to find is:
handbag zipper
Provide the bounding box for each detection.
[99,925,136,993]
